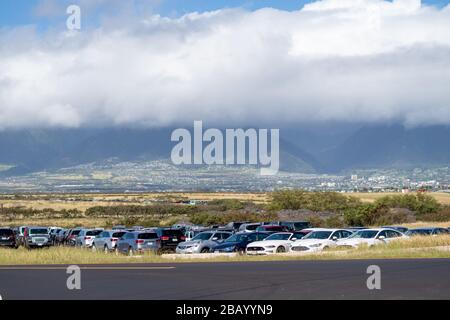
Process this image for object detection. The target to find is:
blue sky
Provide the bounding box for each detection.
[0,0,448,28]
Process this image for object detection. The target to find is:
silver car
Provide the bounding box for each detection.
[23,226,51,249]
[116,231,160,255]
[92,230,127,253]
[176,231,232,254]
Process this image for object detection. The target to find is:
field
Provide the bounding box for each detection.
[352,192,450,205]
[0,191,449,212]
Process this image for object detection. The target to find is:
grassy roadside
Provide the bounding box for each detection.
[1,236,449,265]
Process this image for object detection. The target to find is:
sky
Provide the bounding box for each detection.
[1,0,450,129]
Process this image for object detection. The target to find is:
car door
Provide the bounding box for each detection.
[376,230,388,243]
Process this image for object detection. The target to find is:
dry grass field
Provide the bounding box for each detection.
[0,192,448,212]
[352,192,450,205]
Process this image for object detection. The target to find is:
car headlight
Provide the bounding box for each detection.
[309,243,323,248]
[265,245,276,249]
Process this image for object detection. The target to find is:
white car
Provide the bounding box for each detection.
[290,228,354,253]
[336,228,407,248]
[246,232,305,255]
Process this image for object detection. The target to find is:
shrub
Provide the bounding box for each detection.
[269,190,361,212]
[374,193,440,215]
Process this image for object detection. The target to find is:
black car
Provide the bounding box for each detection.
[211,232,271,253]
[382,226,409,234]
[276,221,311,231]
[153,228,186,253]
[0,228,18,248]
[406,227,449,236]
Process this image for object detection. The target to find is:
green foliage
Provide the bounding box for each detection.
[344,204,409,226]
[419,206,450,222]
[374,193,441,215]
[85,204,197,218]
[207,199,246,211]
[269,190,361,212]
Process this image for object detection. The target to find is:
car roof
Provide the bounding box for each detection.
[409,227,438,231]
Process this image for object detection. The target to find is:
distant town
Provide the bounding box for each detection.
[0,159,448,194]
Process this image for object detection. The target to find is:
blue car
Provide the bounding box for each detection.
[211,232,272,253]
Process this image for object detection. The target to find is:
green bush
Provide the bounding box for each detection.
[269,190,361,212]
[374,193,440,215]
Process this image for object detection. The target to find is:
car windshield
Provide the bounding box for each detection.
[407,229,433,236]
[265,233,291,241]
[245,224,259,231]
[192,232,213,241]
[225,234,248,242]
[304,231,332,240]
[72,230,81,235]
[112,231,126,238]
[29,228,48,235]
[0,229,13,236]
[348,230,378,239]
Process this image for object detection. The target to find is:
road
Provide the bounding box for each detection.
[0,259,449,299]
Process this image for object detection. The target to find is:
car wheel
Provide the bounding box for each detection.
[128,247,134,256]
[200,247,210,253]
[276,246,286,253]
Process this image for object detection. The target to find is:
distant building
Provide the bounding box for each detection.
[351,175,358,181]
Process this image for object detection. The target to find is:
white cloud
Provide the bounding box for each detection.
[1,0,450,129]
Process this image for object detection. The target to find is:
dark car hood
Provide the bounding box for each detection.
[213,241,243,249]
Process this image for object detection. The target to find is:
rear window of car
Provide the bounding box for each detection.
[113,232,126,238]
[0,229,13,236]
[138,233,158,239]
[246,224,259,231]
[86,230,103,236]
[71,230,81,235]
[162,229,183,236]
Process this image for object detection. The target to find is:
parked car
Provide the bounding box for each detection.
[153,228,186,253]
[275,221,311,231]
[0,228,18,249]
[246,232,306,255]
[212,232,271,253]
[238,223,262,233]
[336,228,407,248]
[75,229,104,248]
[255,225,289,233]
[406,227,449,236]
[56,229,69,245]
[223,222,249,232]
[16,226,27,246]
[92,230,127,252]
[49,228,64,245]
[23,226,51,249]
[290,228,354,252]
[184,228,210,241]
[176,231,232,254]
[116,231,160,255]
[65,228,82,246]
[382,226,409,233]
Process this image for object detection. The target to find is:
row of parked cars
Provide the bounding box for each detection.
[0,221,449,256]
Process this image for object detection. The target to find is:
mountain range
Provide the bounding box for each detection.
[0,124,448,176]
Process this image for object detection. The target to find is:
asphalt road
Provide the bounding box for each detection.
[0,259,449,300]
